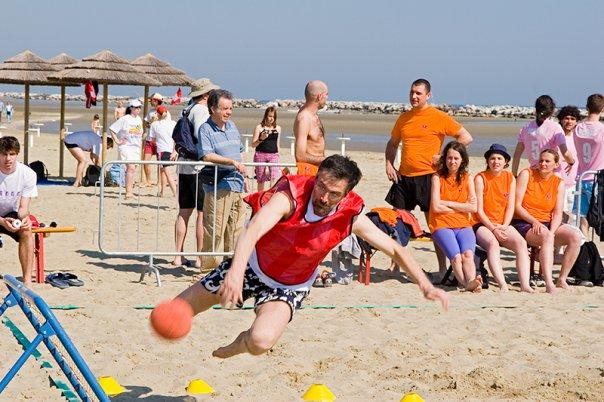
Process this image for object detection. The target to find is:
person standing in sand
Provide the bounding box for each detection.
[294,80,328,176]
[385,78,473,281]
[167,155,448,358]
[114,100,126,121]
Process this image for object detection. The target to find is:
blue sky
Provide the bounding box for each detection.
[0,0,602,105]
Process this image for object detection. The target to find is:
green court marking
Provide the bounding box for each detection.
[49,305,82,310]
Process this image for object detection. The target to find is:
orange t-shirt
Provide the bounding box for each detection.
[391,106,462,177]
[516,168,561,223]
[429,173,473,232]
[474,170,513,225]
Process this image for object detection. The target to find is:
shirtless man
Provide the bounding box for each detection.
[294,80,328,176]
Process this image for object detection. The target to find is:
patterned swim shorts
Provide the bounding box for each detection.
[199,259,310,321]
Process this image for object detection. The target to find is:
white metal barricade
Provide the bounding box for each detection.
[98,160,296,286]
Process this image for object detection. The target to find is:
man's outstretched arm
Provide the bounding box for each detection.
[352,214,449,310]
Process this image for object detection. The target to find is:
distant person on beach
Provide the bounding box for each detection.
[513,149,581,293]
[91,114,101,134]
[385,78,473,281]
[556,106,581,222]
[150,105,177,197]
[168,155,448,358]
[109,99,144,199]
[294,80,328,176]
[511,95,575,176]
[64,131,114,187]
[0,136,37,288]
[171,78,220,269]
[251,106,281,191]
[474,144,532,292]
[429,141,482,292]
[114,100,126,121]
[573,93,604,235]
[198,89,247,274]
[0,99,4,123]
[5,103,14,123]
[142,93,171,187]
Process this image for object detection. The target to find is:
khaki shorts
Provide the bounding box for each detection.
[118,146,141,162]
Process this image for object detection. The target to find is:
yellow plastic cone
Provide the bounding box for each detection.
[400,392,425,402]
[186,379,215,395]
[302,383,336,401]
[97,376,126,396]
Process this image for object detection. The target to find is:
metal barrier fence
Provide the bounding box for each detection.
[98,160,296,286]
[0,274,109,401]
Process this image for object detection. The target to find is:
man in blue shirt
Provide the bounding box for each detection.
[198,89,247,273]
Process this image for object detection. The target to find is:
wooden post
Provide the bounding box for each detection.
[140,85,149,182]
[59,85,66,178]
[101,83,108,165]
[24,84,30,163]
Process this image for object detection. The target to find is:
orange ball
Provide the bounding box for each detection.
[149,298,193,340]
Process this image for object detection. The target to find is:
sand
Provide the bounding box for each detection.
[0,106,602,401]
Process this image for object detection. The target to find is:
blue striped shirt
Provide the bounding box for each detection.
[198,118,245,192]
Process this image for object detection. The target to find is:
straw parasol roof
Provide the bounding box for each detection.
[131,53,193,86]
[48,52,78,67]
[0,50,59,85]
[49,49,160,86]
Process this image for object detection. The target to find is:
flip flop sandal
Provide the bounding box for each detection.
[45,273,69,289]
[62,273,84,287]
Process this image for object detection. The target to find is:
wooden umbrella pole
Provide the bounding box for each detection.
[140,85,149,182]
[59,85,66,178]
[24,84,30,164]
[102,83,108,164]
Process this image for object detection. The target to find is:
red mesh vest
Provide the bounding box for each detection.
[244,175,364,285]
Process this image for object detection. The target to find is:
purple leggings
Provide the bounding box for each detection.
[432,227,476,260]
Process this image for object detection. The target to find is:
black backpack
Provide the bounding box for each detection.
[82,165,101,187]
[569,241,604,285]
[28,160,49,183]
[172,105,198,160]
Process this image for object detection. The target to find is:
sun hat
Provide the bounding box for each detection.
[150,93,163,101]
[189,78,220,98]
[128,99,142,108]
[156,105,167,115]
[484,143,511,161]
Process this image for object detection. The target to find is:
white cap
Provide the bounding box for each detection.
[128,99,142,108]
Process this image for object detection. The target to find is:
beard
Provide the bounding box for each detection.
[312,199,331,216]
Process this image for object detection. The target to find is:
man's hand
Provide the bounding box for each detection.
[492,225,508,242]
[564,163,574,175]
[1,217,18,233]
[19,215,32,230]
[217,269,244,309]
[232,160,246,175]
[531,221,544,235]
[386,163,401,183]
[423,286,449,311]
[431,154,441,168]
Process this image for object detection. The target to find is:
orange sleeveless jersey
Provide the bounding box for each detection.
[516,168,561,223]
[474,170,513,225]
[429,173,473,232]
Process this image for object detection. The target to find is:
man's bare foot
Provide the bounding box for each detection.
[546,283,557,294]
[466,276,483,293]
[556,279,571,290]
[23,280,33,289]
[124,193,134,200]
[72,182,80,188]
[212,331,247,359]
[520,286,535,293]
[499,284,509,292]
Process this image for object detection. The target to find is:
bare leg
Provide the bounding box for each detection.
[554,224,582,289]
[498,227,533,293]
[125,164,135,198]
[173,208,193,266]
[579,217,589,237]
[143,152,154,185]
[461,250,480,292]
[163,167,177,197]
[67,147,88,187]
[213,301,291,358]
[177,281,221,314]
[195,211,204,269]
[257,181,265,192]
[450,254,466,287]
[18,230,34,288]
[476,227,508,291]
[526,228,556,293]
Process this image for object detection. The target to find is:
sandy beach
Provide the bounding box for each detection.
[0,104,602,401]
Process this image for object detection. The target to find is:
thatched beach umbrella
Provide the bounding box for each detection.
[0,50,60,163]
[49,53,79,177]
[49,50,160,163]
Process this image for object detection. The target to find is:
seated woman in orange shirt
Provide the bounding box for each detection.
[429,141,481,292]
[513,149,582,293]
[474,144,532,293]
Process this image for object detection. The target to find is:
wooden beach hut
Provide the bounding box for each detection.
[48,50,160,164]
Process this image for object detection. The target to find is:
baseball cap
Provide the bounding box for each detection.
[150,93,163,101]
[156,105,167,115]
[128,99,142,108]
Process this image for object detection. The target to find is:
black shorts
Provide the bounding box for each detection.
[0,212,24,242]
[200,259,310,321]
[64,142,78,149]
[385,173,433,212]
[178,173,205,210]
[158,152,173,167]
[511,219,550,238]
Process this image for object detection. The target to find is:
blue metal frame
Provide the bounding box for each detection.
[0,275,109,401]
